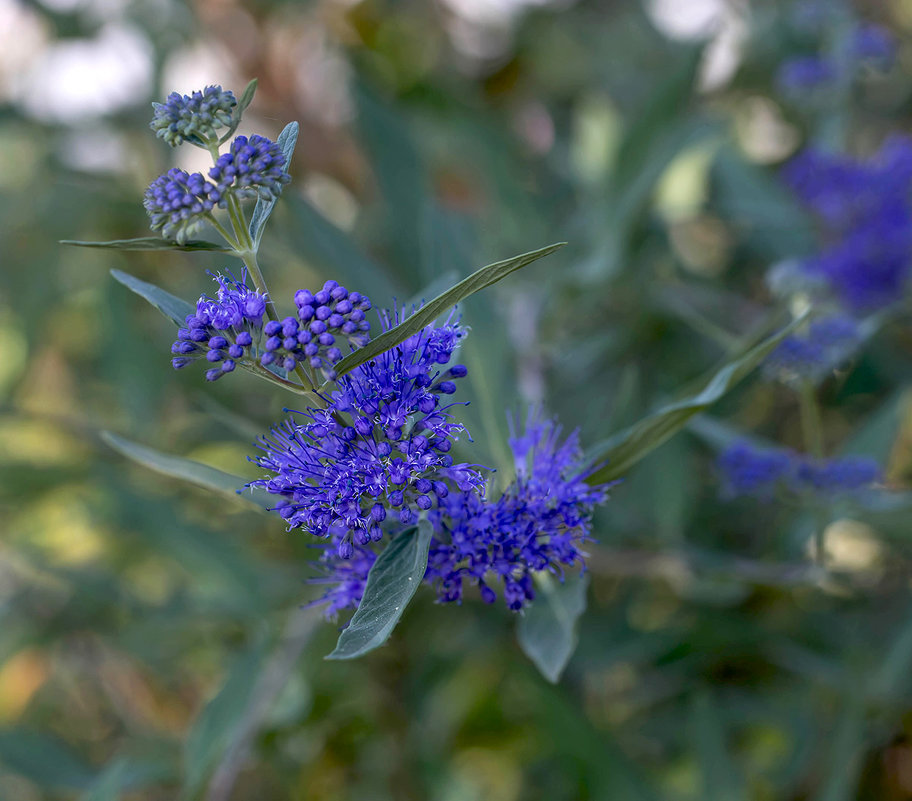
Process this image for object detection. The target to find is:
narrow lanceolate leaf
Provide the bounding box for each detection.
[236,78,258,116]
[326,520,433,660]
[183,641,268,798]
[249,121,299,247]
[517,573,589,683]
[587,314,806,484]
[61,237,230,252]
[101,432,271,512]
[110,269,194,326]
[690,692,747,801]
[331,243,566,380]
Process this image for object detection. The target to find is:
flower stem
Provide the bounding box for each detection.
[798,379,829,567]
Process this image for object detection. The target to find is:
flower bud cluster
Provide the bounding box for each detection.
[171,275,373,382]
[150,85,237,148]
[171,273,267,381]
[258,281,371,380]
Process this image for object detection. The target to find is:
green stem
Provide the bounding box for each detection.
[225,194,320,394]
[798,379,829,567]
[798,379,825,460]
[206,214,241,251]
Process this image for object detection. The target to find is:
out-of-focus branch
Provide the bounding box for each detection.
[205,609,320,801]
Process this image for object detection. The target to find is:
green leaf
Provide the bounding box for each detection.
[0,728,96,790]
[587,314,805,484]
[183,641,268,798]
[80,760,128,801]
[110,269,194,326]
[326,520,433,660]
[331,243,566,380]
[249,121,299,247]
[101,431,271,512]
[236,78,258,116]
[517,573,589,683]
[690,692,746,801]
[711,146,816,260]
[61,237,230,252]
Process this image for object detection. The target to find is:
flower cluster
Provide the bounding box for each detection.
[171,275,371,382]
[305,413,613,618]
[249,310,486,559]
[783,138,912,311]
[718,441,880,499]
[426,414,611,610]
[208,135,290,202]
[171,272,267,381]
[765,314,861,385]
[144,168,224,242]
[777,20,895,96]
[145,134,288,242]
[150,85,237,148]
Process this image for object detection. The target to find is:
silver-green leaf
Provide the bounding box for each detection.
[101,432,271,512]
[249,121,299,247]
[330,242,566,381]
[61,237,230,252]
[586,314,805,485]
[326,520,433,660]
[110,269,194,326]
[517,573,589,683]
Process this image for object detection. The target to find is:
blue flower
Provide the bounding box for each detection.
[718,441,794,498]
[306,537,377,620]
[782,139,912,310]
[144,168,223,243]
[208,134,290,202]
[765,314,862,384]
[777,55,837,94]
[249,309,487,556]
[171,271,267,381]
[424,412,612,610]
[852,23,895,67]
[172,276,372,382]
[150,85,237,148]
[718,441,881,498]
[795,455,881,493]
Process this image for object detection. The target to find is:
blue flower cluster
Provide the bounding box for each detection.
[303,413,612,618]
[783,138,912,311]
[144,168,224,243]
[426,414,611,610]
[145,118,288,241]
[171,274,371,382]
[208,135,290,202]
[249,311,486,560]
[718,441,880,499]
[150,85,237,148]
[765,314,861,385]
[777,20,895,96]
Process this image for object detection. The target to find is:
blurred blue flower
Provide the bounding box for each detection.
[718,441,794,498]
[150,85,237,148]
[718,441,880,499]
[783,139,912,310]
[796,455,881,493]
[777,55,837,94]
[852,23,895,66]
[765,314,861,384]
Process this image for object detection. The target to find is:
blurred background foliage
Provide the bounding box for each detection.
[3,0,912,798]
